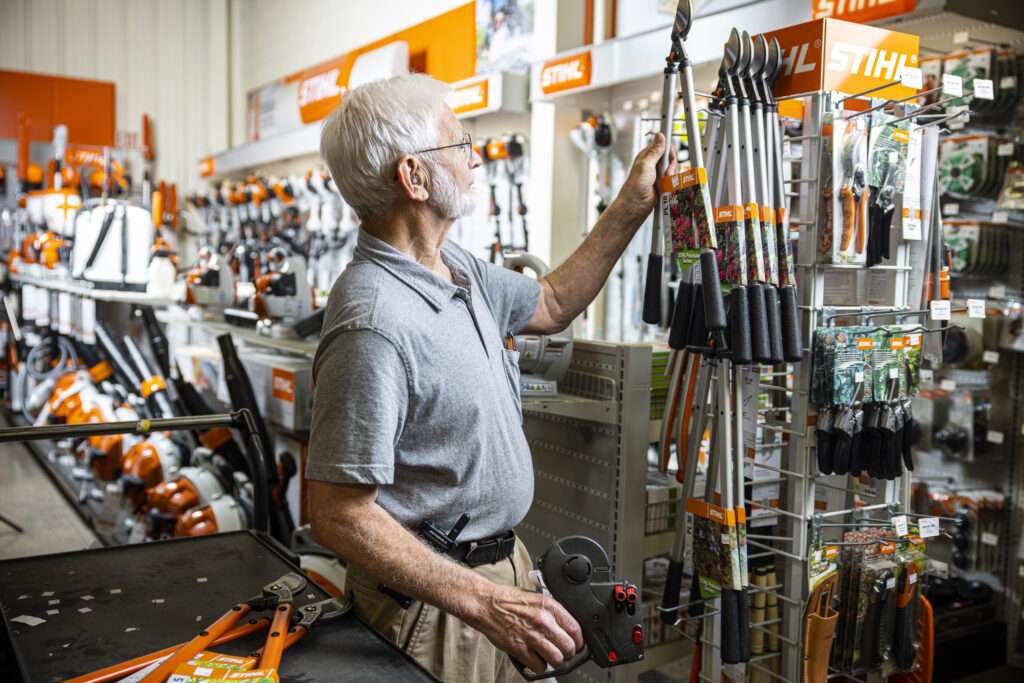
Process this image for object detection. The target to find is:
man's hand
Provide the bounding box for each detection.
[468,583,585,675]
[612,131,668,223]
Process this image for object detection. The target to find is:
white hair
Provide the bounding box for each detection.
[320,73,451,223]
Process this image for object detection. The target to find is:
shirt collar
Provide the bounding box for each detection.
[355,229,468,311]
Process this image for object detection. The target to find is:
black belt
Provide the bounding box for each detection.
[449,530,517,568]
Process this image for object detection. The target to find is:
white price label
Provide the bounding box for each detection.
[968,299,986,318]
[893,515,909,537]
[909,572,918,584]
[900,66,923,90]
[930,299,951,321]
[953,31,970,45]
[889,150,899,164]
[940,379,957,391]
[987,430,1005,445]
[943,74,964,97]
[993,211,1010,224]
[983,350,1000,364]
[1001,76,1017,89]
[890,367,899,379]
[998,142,1015,157]
[944,203,960,215]
[989,284,1007,299]
[855,371,865,383]
[982,532,999,546]
[721,533,731,546]
[903,217,922,240]
[919,517,940,539]
[973,78,994,100]
[920,369,934,384]
[886,577,897,589]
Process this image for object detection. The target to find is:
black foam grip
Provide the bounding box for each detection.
[780,285,803,362]
[669,282,692,350]
[661,560,685,626]
[721,589,742,664]
[738,589,752,661]
[747,284,771,364]
[764,287,784,364]
[728,288,753,365]
[687,287,708,348]
[643,255,663,325]
[699,251,727,332]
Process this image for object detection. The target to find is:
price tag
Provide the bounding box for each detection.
[900,66,923,90]
[943,73,964,98]
[919,517,940,539]
[944,203,960,215]
[1001,76,1017,89]
[953,31,970,45]
[889,150,899,165]
[903,217,922,240]
[967,299,986,318]
[855,371,865,383]
[984,350,1000,364]
[921,369,934,384]
[930,299,951,321]
[989,284,1007,299]
[909,572,918,584]
[973,78,994,100]
[993,211,1010,224]
[987,430,1005,445]
[893,515,909,537]
[982,532,999,547]
[889,367,899,379]
[940,379,957,391]
[887,577,897,589]
[998,142,1015,156]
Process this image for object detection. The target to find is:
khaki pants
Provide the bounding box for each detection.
[345,537,533,683]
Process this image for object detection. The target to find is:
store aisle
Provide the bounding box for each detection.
[0,439,98,560]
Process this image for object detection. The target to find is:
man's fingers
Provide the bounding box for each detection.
[642,132,666,161]
[527,633,566,668]
[518,648,548,676]
[548,599,585,650]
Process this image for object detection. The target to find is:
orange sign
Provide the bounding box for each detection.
[447,77,490,115]
[762,18,919,100]
[857,337,874,350]
[297,67,346,124]
[539,51,592,95]
[199,157,215,178]
[272,368,295,403]
[812,0,916,23]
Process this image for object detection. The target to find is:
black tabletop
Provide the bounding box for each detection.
[0,531,437,682]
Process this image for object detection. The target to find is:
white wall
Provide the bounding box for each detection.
[0,0,230,192]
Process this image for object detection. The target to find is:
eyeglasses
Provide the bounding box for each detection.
[415,132,474,160]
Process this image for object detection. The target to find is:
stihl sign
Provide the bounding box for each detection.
[763,18,919,100]
[812,0,916,23]
[447,77,489,115]
[539,52,592,95]
[297,67,347,124]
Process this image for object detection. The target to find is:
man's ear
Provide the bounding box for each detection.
[396,155,430,203]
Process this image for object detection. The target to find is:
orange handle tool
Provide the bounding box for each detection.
[257,603,294,670]
[660,352,689,472]
[140,603,253,683]
[839,187,855,252]
[67,617,271,683]
[676,354,703,484]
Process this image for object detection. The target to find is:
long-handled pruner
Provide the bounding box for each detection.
[138,573,308,682]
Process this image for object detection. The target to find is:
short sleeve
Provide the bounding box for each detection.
[305,328,409,485]
[446,242,541,336]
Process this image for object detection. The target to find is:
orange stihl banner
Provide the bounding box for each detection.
[761,18,919,100]
[447,77,489,115]
[539,51,592,95]
[812,0,916,23]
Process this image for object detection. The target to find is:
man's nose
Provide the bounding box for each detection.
[470,149,483,170]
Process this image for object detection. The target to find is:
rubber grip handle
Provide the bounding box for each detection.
[643,255,663,325]
[728,288,753,365]
[780,285,803,362]
[721,589,742,664]
[669,281,692,350]
[738,589,752,662]
[747,284,771,364]
[764,287,784,365]
[699,251,727,332]
[661,560,685,626]
[687,286,708,348]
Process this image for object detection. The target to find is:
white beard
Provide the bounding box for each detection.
[426,160,476,219]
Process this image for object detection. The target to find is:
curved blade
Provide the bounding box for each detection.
[673,0,693,41]
[724,28,742,75]
[767,37,783,85]
[739,31,755,76]
[751,34,768,81]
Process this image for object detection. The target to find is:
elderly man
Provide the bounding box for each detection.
[308,73,665,682]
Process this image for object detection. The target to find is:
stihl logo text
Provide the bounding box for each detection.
[541,61,584,88]
[298,68,344,107]
[827,42,916,81]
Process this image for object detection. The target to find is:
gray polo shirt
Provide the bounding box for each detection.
[306,229,541,541]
